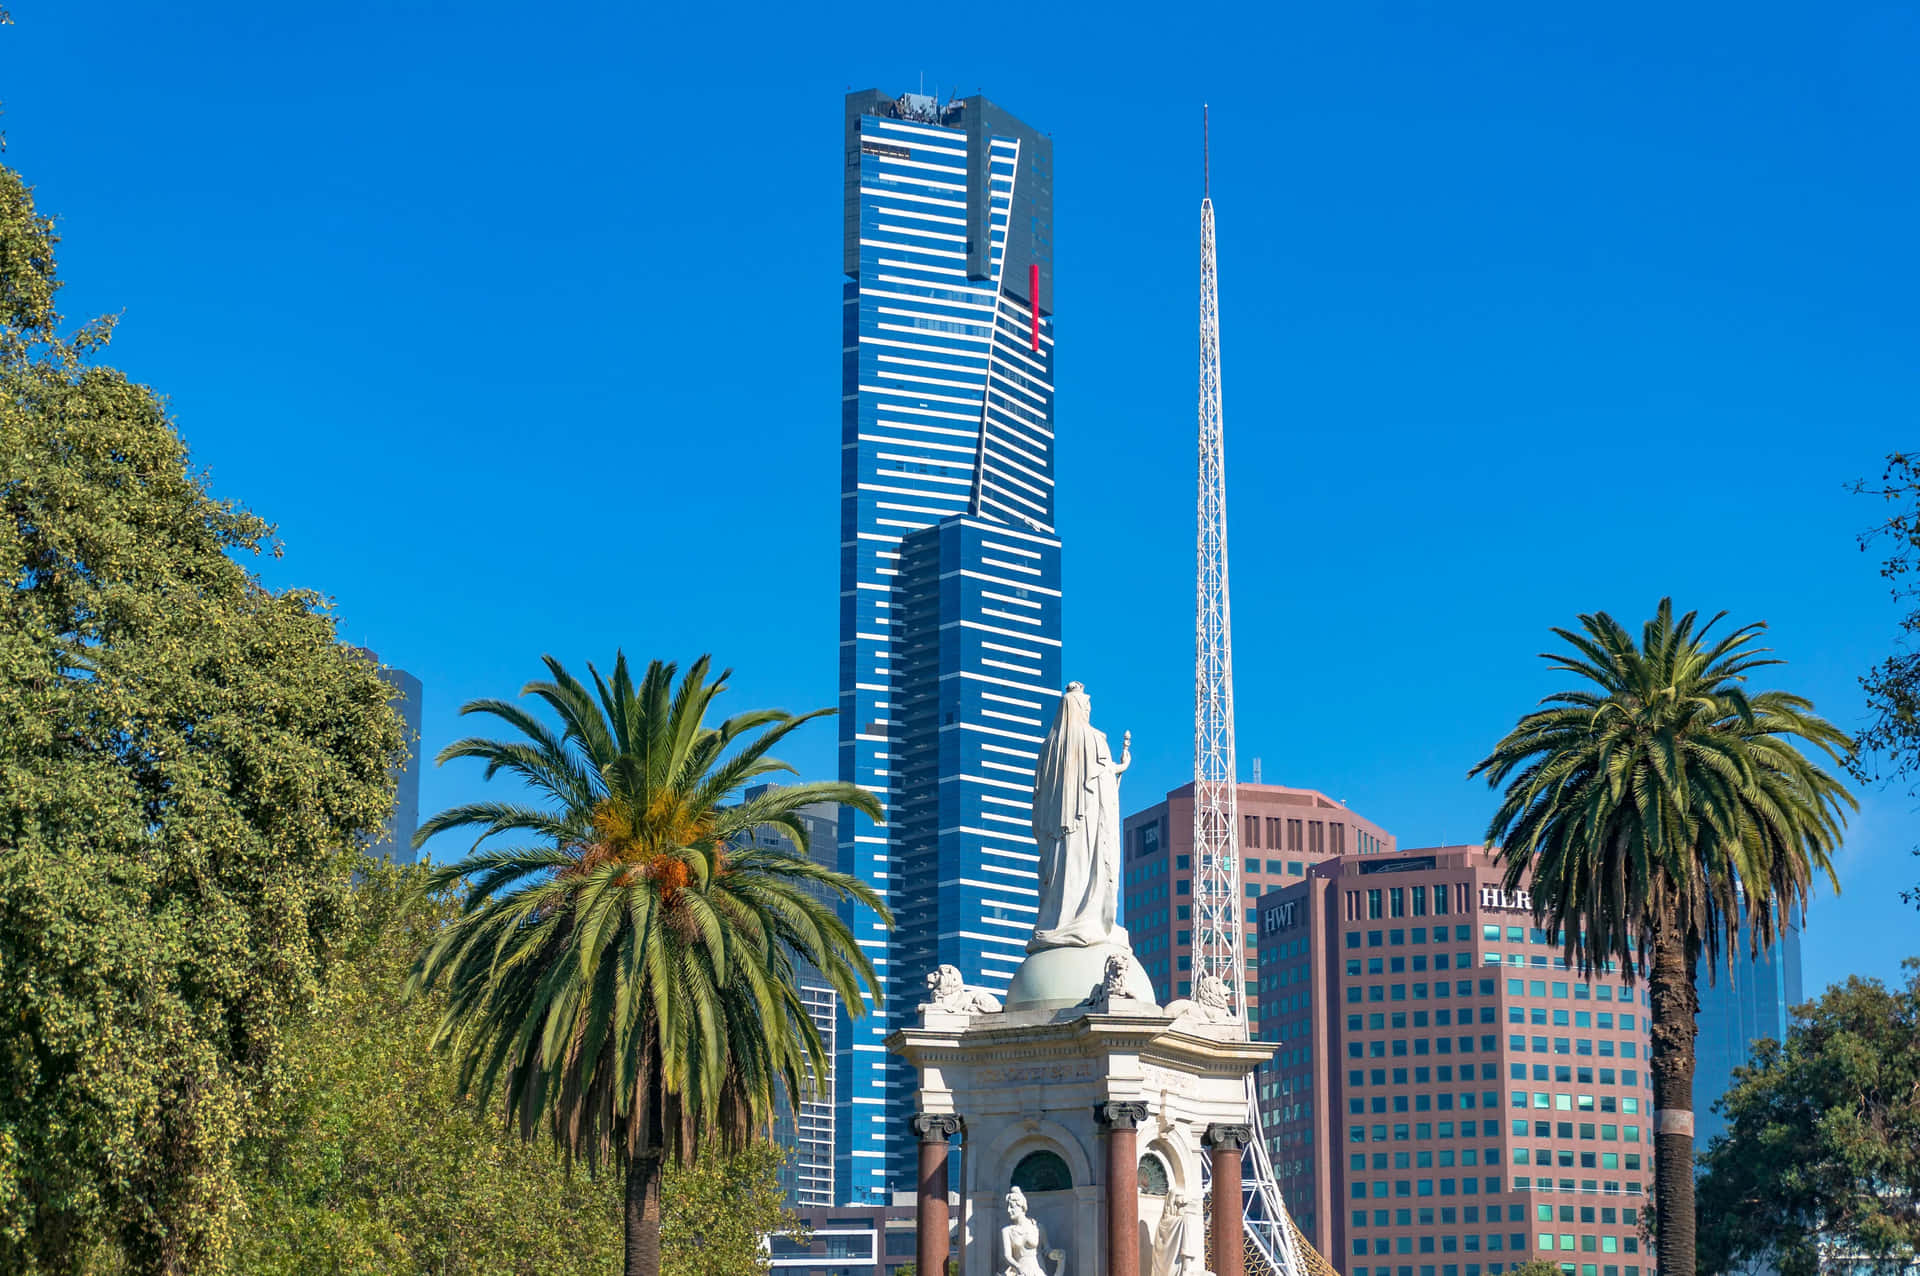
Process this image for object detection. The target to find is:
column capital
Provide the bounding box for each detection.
[910,1112,964,1143]
[1094,1100,1150,1130]
[1203,1122,1253,1152]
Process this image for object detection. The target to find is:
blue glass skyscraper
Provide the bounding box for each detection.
[835,88,1061,1204]
[1693,922,1802,1151]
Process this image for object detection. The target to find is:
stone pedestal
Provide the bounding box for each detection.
[890,987,1272,1276]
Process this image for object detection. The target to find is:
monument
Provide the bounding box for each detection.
[888,683,1273,1276]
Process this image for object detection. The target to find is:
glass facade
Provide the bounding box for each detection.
[834,89,1059,1205]
[1692,921,1801,1151]
[1252,848,1658,1276]
[359,650,422,865]
[740,790,841,1208]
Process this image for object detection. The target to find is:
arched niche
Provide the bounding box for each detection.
[1137,1151,1171,1196]
[1011,1149,1073,1193]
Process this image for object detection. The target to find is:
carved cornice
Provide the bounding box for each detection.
[1202,1122,1253,1152]
[910,1113,964,1143]
[1093,1101,1150,1130]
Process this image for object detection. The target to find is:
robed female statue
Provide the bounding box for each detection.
[1028,682,1130,952]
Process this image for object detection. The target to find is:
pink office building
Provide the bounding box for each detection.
[1120,784,1396,1035]
[1255,845,1657,1276]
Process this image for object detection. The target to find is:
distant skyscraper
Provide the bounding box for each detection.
[1692,921,1802,1151]
[836,87,1061,1204]
[361,651,422,864]
[740,785,841,1209]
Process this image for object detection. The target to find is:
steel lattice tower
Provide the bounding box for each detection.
[1193,107,1313,1276]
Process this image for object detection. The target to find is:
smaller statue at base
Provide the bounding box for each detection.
[1164,973,1238,1031]
[1082,949,1156,1011]
[922,964,1003,1014]
[1000,1187,1066,1276]
[1152,1191,1212,1276]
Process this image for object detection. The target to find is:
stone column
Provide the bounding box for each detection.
[1095,1101,1150,1276]
[911,1114,962,1276]
[1204,1123,1253,1276]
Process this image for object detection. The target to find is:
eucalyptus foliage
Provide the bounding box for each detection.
[412,654,888,1276]
[0,159,404,1273]
[1698,962,1920,1276]
[1471,600,1854,1276]
[237,862,625,1275]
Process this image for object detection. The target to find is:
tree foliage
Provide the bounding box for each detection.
[1852,452,1920,906]
[1471,600,1854,1276]
[658,1143,804,1276]
[1697,962,1920,1276]
[411,653,888,1275]
[233,862,625,1274]
[0,158,404,1272]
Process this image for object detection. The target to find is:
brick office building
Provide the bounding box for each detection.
[1120,783,1396,1034]
[1255,846,1656,1276]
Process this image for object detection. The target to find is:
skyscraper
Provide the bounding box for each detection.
[1692,922,1802,1151]
[836,88,1061,1205]
[359,650,423,864]
[740,786,842,1209]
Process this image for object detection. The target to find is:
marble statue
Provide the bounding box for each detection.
[1083,949,1156,1011]
[1165,973,1237,1028]
[1028,682,1130,952]
[1151,1192,1211,1276]
[922,964,1003,1014]
[1000,1187,1067,1276]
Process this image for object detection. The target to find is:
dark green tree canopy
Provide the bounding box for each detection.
[1698,962,1920,1276]
[0,158,404,1273]
[1852,452,1920,906]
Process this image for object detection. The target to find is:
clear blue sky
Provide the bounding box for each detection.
[7,1,1916,1000]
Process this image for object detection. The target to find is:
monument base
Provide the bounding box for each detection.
[890,995,1271,1276]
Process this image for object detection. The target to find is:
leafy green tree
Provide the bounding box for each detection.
[1851,452,1920,906]
[0,159,404,1273]
[659,1143,804,1276]
[1508,1260,1571,1276]
[235,862,624,1275]
[1698,962,1920,1276]
[411,654,890,1276]
[1471,600,1855,1276]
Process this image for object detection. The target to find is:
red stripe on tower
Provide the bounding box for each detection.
[1029,263,1040,352]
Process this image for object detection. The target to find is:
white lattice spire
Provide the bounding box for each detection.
[1193,105,1312,1276]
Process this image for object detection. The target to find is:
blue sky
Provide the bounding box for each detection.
[6,1,1916,1000]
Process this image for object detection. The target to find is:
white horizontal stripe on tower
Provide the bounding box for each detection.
[948,567,1059,598]
[859,186,965,211]
[870,118,964,146]
[865,154,967,178]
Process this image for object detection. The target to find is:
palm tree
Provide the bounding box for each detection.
[1470,600,1853,1276]
[408,654,889,1276]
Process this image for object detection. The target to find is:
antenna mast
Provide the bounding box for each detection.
[1193,106,1313,1276]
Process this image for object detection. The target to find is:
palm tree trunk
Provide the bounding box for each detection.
[625,1151,663,1276]
[1647,920,1701,1276]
